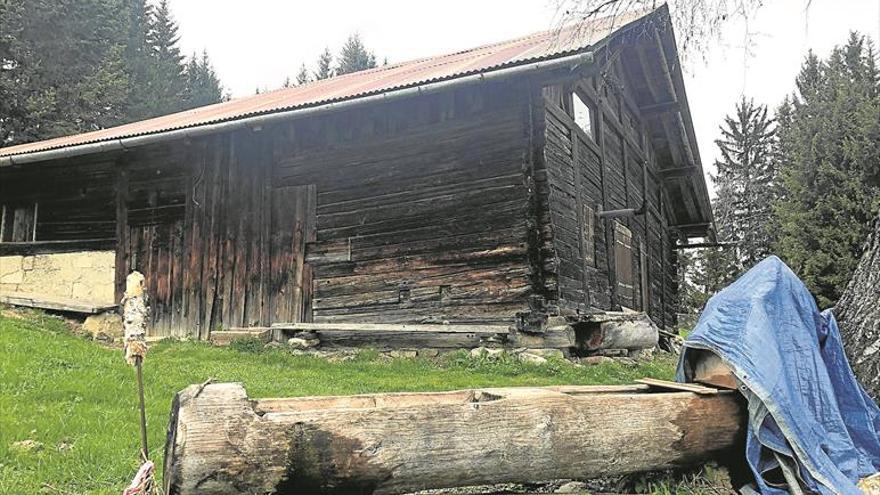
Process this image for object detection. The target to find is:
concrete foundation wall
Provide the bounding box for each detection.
[0,250,115,305]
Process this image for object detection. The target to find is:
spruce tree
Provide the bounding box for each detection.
[314,48,334,80]
[146,0,186,116]
[1,0,133,144]
[773,33,880,307]
[182,50,224,109]
[123,0,156,121]
[335,34,377,75]
[295,64,311,85]
[712,97,778,272]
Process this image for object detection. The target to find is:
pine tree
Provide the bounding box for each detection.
[773,33,880,307]
[712,97,778,272]
[335,34,377,75]
[314,48,334,80]
[182,50,224,109]
[295,64,310,85]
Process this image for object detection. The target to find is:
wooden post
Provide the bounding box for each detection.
[164,383,745,495]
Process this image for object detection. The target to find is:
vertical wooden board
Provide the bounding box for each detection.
[303,185,317,323]
[115,162,129,304]
[259,138,273,325]
[201,136,225,338]
[186,142,207,339]
[266,183,315,327]
[244,138,264,326]
[231,134,254,327]
[169,219,184,335]
[217,134,235,330]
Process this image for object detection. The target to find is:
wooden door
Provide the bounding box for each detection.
[268,184,316,324]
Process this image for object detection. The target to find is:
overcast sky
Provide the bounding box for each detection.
[171,0,880,190]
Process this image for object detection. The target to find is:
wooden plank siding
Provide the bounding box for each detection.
[276,82,533,325]
[106,81,535,335]
[534,51,677,328]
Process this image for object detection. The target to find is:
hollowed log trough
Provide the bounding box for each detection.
[163,383,745,495]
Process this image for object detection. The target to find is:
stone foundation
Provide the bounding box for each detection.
[0,250,115,305]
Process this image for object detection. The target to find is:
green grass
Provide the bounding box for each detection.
[0,308,677,495]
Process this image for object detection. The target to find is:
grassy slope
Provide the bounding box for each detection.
[0,310,677,495]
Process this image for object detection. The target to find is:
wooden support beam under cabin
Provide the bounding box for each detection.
[0,292,117,314]
[270,322,514,349]
[163,382,746,495]
[578,312,659,351]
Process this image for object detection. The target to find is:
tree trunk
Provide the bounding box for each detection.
[837,211,880,400]
[163,383,745,495]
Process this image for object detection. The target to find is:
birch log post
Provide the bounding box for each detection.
[163,383,745,495]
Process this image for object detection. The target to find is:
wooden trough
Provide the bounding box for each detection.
[163,382,746,495]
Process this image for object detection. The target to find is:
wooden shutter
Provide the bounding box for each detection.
[582,204,595,267]
[614,222,634,305]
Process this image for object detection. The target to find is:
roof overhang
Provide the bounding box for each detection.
[617,5,714,239]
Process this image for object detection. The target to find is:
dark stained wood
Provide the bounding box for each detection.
[3,21,703,338]
[0,238,114,256]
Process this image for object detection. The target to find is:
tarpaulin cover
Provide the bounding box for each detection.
[677,256,880,494]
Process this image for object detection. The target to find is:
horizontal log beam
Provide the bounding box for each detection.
[164,383,746,495]
[0,238,115,255]
[273,322,512,334]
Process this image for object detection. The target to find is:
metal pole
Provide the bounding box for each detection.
[135,356,149,461]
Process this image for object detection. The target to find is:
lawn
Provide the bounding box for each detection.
[0,308,678,495]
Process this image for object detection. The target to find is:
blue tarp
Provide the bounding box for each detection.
[676,256,880,494]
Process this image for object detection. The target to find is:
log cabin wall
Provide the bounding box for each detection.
[532,52,677,328]
[275,81,533,326]
[0,158,117,244]
[115,80,535,337]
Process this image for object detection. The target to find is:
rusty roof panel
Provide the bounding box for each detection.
[0,9,654,158]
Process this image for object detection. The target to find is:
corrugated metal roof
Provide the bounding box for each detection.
[0,9,654,158]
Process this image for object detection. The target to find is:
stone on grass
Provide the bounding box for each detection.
[555,481,588,493]
[82,311,123,341]
[522,348,565,359]
[470,346,505,358]
[287,337,318,350]
[518,352,548,365]
[388,349,418,359]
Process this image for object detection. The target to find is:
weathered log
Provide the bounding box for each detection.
[838,211,880,400]
[163,383,745,495]
[580,312,659,351]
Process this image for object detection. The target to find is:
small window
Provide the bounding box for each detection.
[0,203,38,243]
[582,204,595,267]
[572,92,596,139]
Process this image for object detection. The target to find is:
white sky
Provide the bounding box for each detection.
[171,0,880,192]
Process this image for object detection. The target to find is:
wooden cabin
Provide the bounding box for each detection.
[0,6,712,346]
